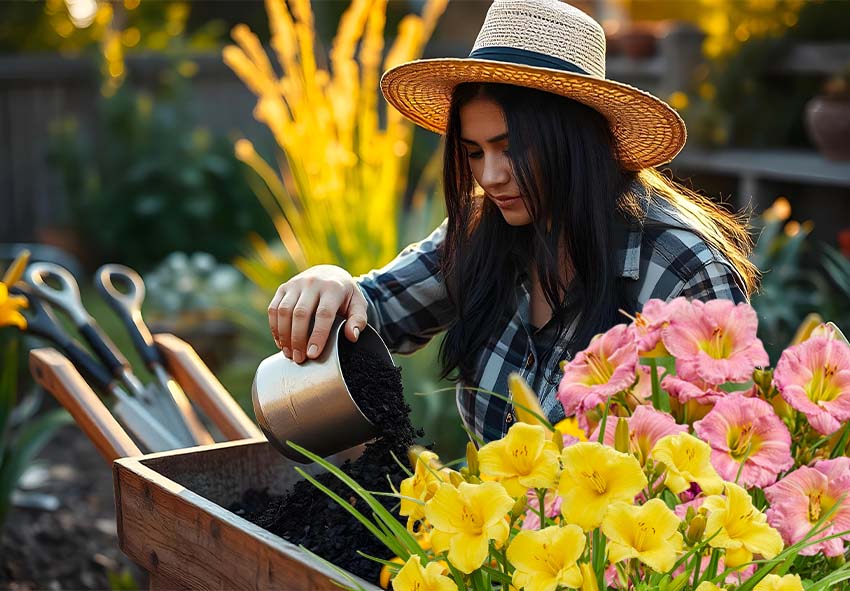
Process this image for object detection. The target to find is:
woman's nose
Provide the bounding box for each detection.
[480,152,511,190]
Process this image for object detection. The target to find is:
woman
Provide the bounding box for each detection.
[267,0,758,442]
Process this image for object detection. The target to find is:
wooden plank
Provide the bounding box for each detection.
[115,440,379,591]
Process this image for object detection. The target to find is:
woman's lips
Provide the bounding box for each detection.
[491,196,521,208]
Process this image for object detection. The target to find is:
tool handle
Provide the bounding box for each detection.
[13,286,115,392]
[95,264,162,369]
[154,333,263,441]
[29,348,142,462]
[78,323,131,377]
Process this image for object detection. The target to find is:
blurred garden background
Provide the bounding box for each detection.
[1,0,849,589]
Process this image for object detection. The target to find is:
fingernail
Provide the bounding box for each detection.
[282,347,291,357]
[352,327,360,339]
[293,349,302,363]
[307,344,318,357]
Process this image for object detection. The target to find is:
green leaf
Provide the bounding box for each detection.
[0,408,72,526]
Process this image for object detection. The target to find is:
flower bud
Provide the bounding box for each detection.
[465,442,479,477]
[508,372,547,428]
[685,513,707,545]
[614,417,630,453]
[449,471,464,488]
[553,428,565,452]
[509,494,528,521]
[407,445,429,470]
[579,562,598,591]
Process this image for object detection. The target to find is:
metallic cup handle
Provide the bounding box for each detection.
[252,317,393,462]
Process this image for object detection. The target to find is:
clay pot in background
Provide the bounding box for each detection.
[619,22,658,59]
[805,96,850,161]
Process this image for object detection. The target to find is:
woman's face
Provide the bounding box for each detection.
[459,97,532,226]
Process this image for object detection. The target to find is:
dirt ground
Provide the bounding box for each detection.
[1,424,147,591]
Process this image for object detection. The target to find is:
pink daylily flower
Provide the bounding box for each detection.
[694,395,793,488]
[764,457,850,556]
[629,298,687,355]
[662,373,728,406]
[557,323,638,417]
[773,335,850,435]
[591,404,688,465]
[662,299,769,384]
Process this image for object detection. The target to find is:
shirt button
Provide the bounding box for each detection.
[525,353,534,369]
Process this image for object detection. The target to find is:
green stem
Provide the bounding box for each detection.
[830,421,850,459]
[597,403,610,444]
[536,489,547,527]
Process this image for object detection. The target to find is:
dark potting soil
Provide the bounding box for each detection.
[231,344,423,583]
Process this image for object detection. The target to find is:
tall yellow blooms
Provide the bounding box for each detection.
[506,525,585,591]
[702,483,784,567]
[558,442,647,531]
[601,499,684,572]
[424,481,514,574]
[752,574,805,591]
[224,0,448,288]
[478,422,560,498]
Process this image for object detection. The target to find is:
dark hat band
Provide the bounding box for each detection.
[468,46,590,76]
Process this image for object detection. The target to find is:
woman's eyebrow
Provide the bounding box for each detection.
[460,132,508,145]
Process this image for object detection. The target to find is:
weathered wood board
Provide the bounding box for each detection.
[114,438,381,590]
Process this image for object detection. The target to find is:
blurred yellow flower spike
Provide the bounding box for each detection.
[399,450,449,532]
[225,0,449,288]
[558,442,647,531]
[0,283,28,330]
[2,249,30,286]
[390,555,455,591]
[695,582,728,591]
[602,499,684,572]
[507,372,549,429]
[424,481,514,574]
[703,483,784,567]
[650,432,725,495]
[477,422,560,498]
[505,524,585,591]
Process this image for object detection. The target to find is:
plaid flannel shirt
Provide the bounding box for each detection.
[356,196,747,444]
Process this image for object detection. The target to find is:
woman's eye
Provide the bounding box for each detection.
[467,151,483,160]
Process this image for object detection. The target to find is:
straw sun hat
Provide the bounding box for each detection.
[380,0,687,171]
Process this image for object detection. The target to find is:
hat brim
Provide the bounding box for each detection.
[381,58,687,171]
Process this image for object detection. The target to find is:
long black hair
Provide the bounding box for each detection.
[437,82,758,384]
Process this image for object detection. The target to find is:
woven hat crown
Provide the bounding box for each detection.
[471,0,607,79]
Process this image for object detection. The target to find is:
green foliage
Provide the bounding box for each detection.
[750,210,850,362]
[47,61,274,271]
[0,332,72,529]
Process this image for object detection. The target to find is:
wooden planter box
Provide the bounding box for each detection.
[113,437,382,590]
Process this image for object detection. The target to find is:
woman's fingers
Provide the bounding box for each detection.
[344,289,369,342]
[273,288,300,356]
[306,290,347,360]
[268,284,289,350]
[290,289,320,363]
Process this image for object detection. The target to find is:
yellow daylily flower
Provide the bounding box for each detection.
[424,481,514,574]
[0,282,28,330]
[703,483,784,567]
[558,442,647,531]
[478,422,560,498]
[602,499,683,572]
[752,574,804,591]
[380,556,405,589]
[391,555,455,591]
[506,524,585,591]
[553,417,587,442]
[695,583,727,591]
[650,433,725,495]
[400,450,451,531]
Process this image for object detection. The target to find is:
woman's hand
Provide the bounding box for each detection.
[268,265,368,363]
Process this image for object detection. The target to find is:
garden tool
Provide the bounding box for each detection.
[29,348,143,462]
[252,317,388,462]
[13,284,182,452]
[94,264,213,445]
[23,261,196,447]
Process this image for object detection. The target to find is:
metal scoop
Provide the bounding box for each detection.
[252,317,393,462]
